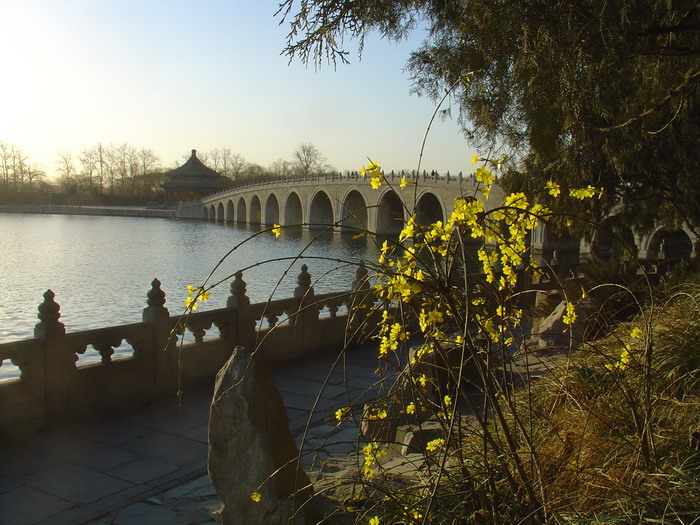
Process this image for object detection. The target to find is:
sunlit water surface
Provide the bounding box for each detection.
[0,213,379,378]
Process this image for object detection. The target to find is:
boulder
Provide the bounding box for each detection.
[534,297,599,350]
[208,346,313,525]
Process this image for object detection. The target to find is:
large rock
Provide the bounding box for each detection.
[534,297,599,350]
[208,346,313,525]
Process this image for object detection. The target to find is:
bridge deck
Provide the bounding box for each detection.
[0,345,384,524]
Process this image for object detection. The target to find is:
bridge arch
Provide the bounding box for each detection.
[265,194,280,226]
[340,189,368,234]
[284,191,303,227]
[209,203,216,221]
[585,216,636,260]
[236,197,247,224]
[226,200,234,223]
[644,226,693,260]
[202,206,210,221]
[250,195,262,225]
[217,202,225,222]
[308,190,334,230]
[415,191,444,226]
[376,189,404,236]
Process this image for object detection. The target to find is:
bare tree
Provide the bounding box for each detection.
[137,148,161,197]
[269,158,293,178]
[209,148,222,172]
[56,153,77,192]
[220,148,232,177]
[25,164,46,187]
[0,142,10,188]
[229,153,247,180]
[79,148,97,192]
[291,142,329,177]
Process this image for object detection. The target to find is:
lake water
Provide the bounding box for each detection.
[0,213,379,344]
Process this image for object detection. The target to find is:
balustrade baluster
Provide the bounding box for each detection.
[143,279,173,389]
[35,290,65,339]
[228,271,254,351]
[352,260,370,291]
[34,290,73,415]
[293,265,318,350]
[294,264,314,299]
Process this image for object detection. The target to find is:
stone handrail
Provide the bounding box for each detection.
[203,169,481,201]
[0,263,375,434]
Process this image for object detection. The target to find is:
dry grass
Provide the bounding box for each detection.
[355,280,700,524]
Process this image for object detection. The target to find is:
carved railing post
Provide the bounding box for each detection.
[34,290,69,416]
[293,265,318,353]
[227,271,255,353]
[142,279,173,390]
[349,261,373,344]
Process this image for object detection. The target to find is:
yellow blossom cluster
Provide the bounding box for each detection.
[569,185,604,200]
[606,345,632,371]
[545,180,604,200]
[562,302,577,326]
[361,161,384,189]
[184,285,210,310]
[425,438,445,452]
[362,442,386,478]
[378,318,410,355]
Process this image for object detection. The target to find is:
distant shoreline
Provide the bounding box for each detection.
[0,204,176,219]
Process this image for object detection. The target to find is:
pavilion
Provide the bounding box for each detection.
[161,149,229,202]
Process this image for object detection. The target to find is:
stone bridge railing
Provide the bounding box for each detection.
[204,169,479,200]
[0,264,375,435]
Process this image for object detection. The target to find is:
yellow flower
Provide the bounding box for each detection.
[474,166,494,186]
[471,153,479,165]
[185,285,210,310]
[630,327,642,339]
[369,517,380,525]
[250,491,262,502]
[443,395,452,407]
[400,175,408,189]
[361,161,381,177]
[416,374,428,387]
[562,302,577,325]
[569,185,599,200]
[406,402,416,415]
[361,161,383,189]
[271,224,282,238]
[426,438,445,451]
[545,180,561,197]
[335,407,349,421]
[399,215,417,242]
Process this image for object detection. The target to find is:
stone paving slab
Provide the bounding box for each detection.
[25,433,139,472]
[0,344,384,524]
[119,431,208,467]
[107,458,180,485]
[0,485,75,524]
[21,464,133,505]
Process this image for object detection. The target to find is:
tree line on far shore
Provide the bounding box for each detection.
[0,141,335,203]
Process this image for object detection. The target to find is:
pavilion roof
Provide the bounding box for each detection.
[166,149,221,178]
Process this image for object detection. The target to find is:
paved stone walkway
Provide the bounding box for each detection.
[0,345,385,524]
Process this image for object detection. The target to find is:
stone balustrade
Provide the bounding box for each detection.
[0,264,375,435]
[205,169,478,199]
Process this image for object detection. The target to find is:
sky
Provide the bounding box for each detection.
[0,0,475,177]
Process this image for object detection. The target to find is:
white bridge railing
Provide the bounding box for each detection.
[0,263,375,434]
